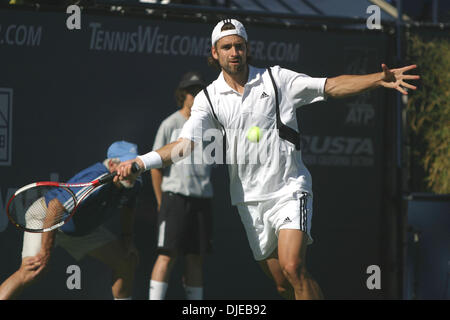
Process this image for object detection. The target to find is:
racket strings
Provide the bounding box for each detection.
[8,186,75,232]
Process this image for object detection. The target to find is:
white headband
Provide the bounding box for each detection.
[211,19,248,46]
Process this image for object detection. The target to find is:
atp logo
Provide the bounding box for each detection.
[345,104,375,126]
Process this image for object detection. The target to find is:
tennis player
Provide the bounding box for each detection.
[117,19,419,299]
[149,71,214,300]
[0,141,142,300]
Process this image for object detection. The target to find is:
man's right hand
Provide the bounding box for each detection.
[116,158,144,182]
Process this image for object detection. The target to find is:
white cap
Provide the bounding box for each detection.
[211,19,248,46]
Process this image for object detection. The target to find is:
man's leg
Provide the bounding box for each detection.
[183,254,204,300]
[149,251,177,300]
[258,249,295,300]
[88,239,138,300]
[277,229,323,300]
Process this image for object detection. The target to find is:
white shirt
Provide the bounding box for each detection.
[180,65,327,205]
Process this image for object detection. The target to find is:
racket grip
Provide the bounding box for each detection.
[131,161,141,173]
[98,171,117,184]
[99,162,140,185]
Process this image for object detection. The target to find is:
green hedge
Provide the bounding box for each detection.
[406,34,450,194]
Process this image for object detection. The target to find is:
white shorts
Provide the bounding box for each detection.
[236,190,313,261]
[22,226,117,261]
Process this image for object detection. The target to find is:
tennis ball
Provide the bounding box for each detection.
[247,126,261,143]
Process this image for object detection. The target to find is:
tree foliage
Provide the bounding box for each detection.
[406,34,450,194]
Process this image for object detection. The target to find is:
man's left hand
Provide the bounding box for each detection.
[379,64,420,95]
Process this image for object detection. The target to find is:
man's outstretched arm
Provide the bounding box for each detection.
[116,138,194,179]
[325,64,420,98]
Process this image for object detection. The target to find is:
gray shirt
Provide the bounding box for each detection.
[152,110,213,198]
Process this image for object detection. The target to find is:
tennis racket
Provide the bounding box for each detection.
[6,162,140,233]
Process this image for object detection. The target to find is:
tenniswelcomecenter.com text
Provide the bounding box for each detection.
[0,24,42,47]
[88,23,300,63]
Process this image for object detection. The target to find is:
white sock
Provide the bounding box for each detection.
[185,285,203,300]
[149,280,168,300]
[114,297,131,300]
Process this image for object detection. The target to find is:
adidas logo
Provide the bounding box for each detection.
[260,92,269,99]
[283,217,291,224]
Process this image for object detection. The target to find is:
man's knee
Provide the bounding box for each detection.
[280,259,307,280]
[157,252,177,268]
